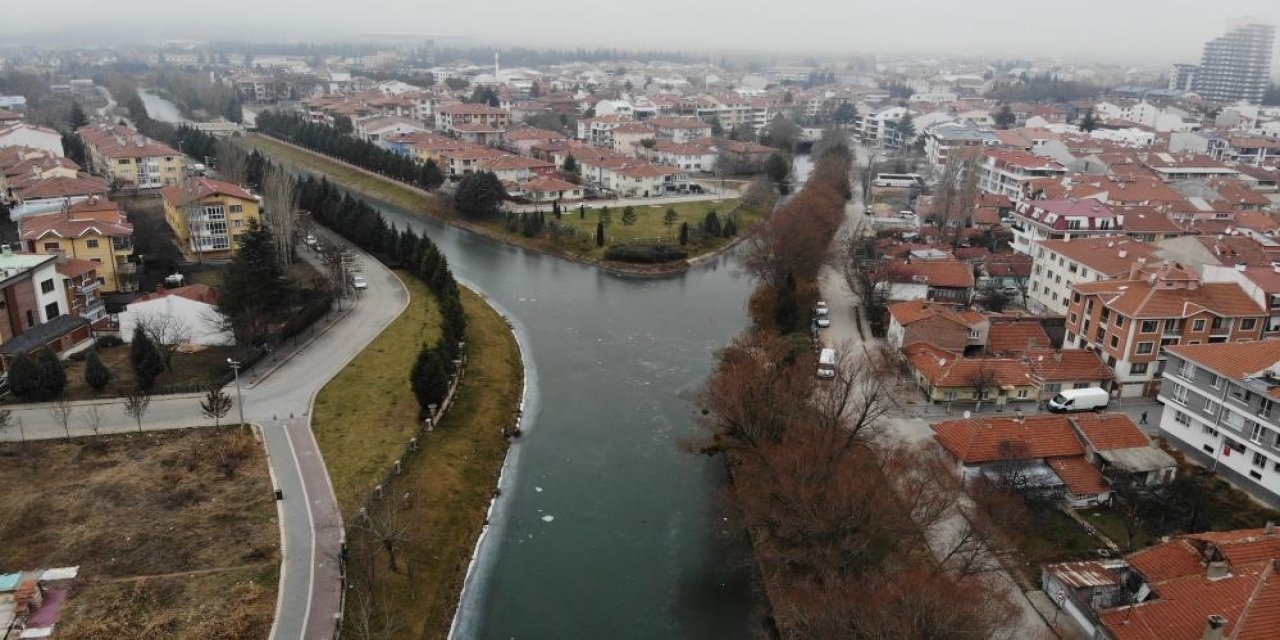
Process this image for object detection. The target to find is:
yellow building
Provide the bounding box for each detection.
[160,177,261,259]
[77,123,184,189]
[19,196,136,292]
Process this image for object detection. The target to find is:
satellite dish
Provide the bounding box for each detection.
[963,410,972,419]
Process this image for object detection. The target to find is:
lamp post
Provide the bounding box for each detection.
[227,358,246,426]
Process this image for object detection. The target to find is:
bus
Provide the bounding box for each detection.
[873,173,924,188]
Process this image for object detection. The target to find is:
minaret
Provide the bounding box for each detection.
[494,52,500,81]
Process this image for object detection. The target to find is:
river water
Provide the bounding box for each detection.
[360,200,760,638]
[137,89,189,123]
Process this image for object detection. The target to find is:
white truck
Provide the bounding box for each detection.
[817,348,837,379]
[1047,387,1110,413]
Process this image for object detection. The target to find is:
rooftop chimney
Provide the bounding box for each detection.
[1237,262,1248,272]
[1202,614,1227,640]
[1119,250,1128,259]
[1206,561,1231,580]
[1266,521,1276,536]
[1,244,11,256]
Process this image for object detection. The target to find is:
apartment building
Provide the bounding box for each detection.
[1065,264,1265,397]
[1202,263,1280,336]
[979,149,1067,201]
[434,103,510,137]
[18,197,136,292]
[0,248,66,333]
[1158,341,1280,506]
[1011,198,1120,254]
[1029,237,1160,314]
[922,122,999,173]
[647,117,714,144]
[159,178,262,260]
[1191,21,1275,104]
[576,114,635,145]
[77,124,183,189]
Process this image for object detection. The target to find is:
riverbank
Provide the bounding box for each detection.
[312,273,523,637]
[241,133,763,277]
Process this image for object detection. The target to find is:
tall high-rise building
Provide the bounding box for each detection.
[1192,21,1275,104]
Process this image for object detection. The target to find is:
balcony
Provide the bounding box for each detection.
[112,238,134,252]
[76,280,102,295]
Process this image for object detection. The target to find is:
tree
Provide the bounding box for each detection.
[219,221,295,344]
[760,114,801,151]
[133,312,192,372]
[224,99,243,124]
[84,349,110,392]
[68,101,88,129]
[410,347,449,415]
[621,205,637,226]
[968,362,998,412]
[978,284,1011,312]
[598,206,612,227]
[993,104,1016,130]
[895,112,916,145]
[7,352,39,400]
[764,151,790,188]
[358,503,410,573]
[562,154,578,175]
[662,207,678,235]
[261,164,299,266]
[453,172,506,218]
[123,388,151,433]
[130,325,165,390]
[679,221,689,246]
[774,272,801,334]
[595,221,605,247]
[34,347,67,400]
[47,397,75,442]
[334,115,354,134]
[1080,108,1099,132]
[201,385,234,428]
[80,404,105,438]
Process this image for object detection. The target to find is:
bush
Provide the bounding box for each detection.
[96,336,125,348]
[603,244,689,264]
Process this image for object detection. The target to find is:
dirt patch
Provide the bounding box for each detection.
[43,344,238,402]
[0,427,279,637]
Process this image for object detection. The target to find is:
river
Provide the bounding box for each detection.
[137,89,189,123]
[357,199,760,638]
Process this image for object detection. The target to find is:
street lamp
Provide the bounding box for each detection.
[227,358,246,426]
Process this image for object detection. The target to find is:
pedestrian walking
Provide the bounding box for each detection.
[1140,411,1148,425]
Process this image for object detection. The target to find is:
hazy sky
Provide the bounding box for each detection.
[3,0,1278,67]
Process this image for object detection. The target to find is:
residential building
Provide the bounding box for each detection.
[978,149,1068,201]
[931,412,1174,502]
[159,178,262,259]
[904,342,1039,406]
[434,103,510,137]
[647,117,713,144]
[1158,340,1280,505]
[1202,263,1280,336]
[1044,527,1280,640]
[355,115,429,143]
[880,260,976,304]
[1191,21,1276,104]
[18,197,136,292]
[1029,237,1160,314]
[55,258,106,325]
[922,122,1000,172]
[521,175,583,203]
[77,124,183,189]
[119,285,234,347]
[0,123,63,157]
[1012,199,1121,254]
[886,299,988,353]
[0,247,94,369]
[576,114,635,145]
[1065,264,1265,397]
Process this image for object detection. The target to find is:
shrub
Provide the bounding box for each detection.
[603,244,689,264]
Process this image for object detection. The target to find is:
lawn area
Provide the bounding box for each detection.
[243,134,768,269]
[241,134,449,217]
[316,280,522,638]
[0,427,279,637]
[312,273,441,515]
[48,344,238,401]
[1015,504,1103,565]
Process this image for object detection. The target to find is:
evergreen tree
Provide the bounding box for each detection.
[7,352,39,399]
[598,206,612,227]
[35,347,67,399]
[130,326,164,390]
[895,112,916,142]
[419,160,444,189]
[994,104,1017,130]
[84,349,111,392]
[774,272,800,334]
[224,99,244,124]
[679,221,689,246]
[411,347,451,414]
[68,101,88,129]
[723,216,738,237]
[562,154,578,175]
[703,210,722,236]
[218,222,294,344]
[596,221,605,247]
[663,207,679,234]
[621,205,637,226]
[765,152,790,187]
[453,171,507,218]
[1080,108,1099,132]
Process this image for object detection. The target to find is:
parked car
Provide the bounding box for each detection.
[817,348,837,379]
[1047,387,1110,413]
[351,276,368,290]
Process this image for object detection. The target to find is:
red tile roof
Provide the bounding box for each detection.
[884,260,976,289]
[159,178,256,207]
[1047,456,1109,496]
[19,197,133,240]
[1070,413,1152,450]
[1164,341,1280,388]
[136,283,218,305]
[1072,277,1265,319]
[930,414,1086,464]
[888,299,985,328]
[986,321,1051,355]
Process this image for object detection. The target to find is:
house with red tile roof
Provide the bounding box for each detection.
[1066,263,1266,398]
[77,123,182,189]
[18,197,135,292]
[904,342,1038,406]
[880,259,976,304]
[978,148,1068,201]
[886,300,988,353]
[1012,198,1121,255]
[1043,526,1280,640]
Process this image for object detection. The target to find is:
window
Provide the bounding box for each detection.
[1242,318,1257,331]
[1209,374,1222,389]
[1230,385,1253,404]
[1110,335,1119,349]
[1203,396,1218,416]
[1253,452,1268,469]
[1043,383,1061,392]
[1073,382,1091,389]
[86,238,99,249]
[1141,320,1158,333]
[229,205,243,213]
[40,279,55,294]
[1073,292,1081,304]
[44,302,59,319]
[1069,313,1078,324]
[1261,398,1275,419]
[43,242,61,253]
[1202,425,1219,437]
[1251,423,1268,444]
[1193,319,1207,332]
[1178,361,1196,378]
[1131,363,1149,375]
[1164,319,1181,333]
[967,330,981,339]
[117,158,130,165]
[1115,316,1124,328]
[1136,342,1154,355]
[1175,411,1191,427]
[1017,389,1029,399]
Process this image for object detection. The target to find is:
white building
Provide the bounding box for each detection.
[0,123,64,158]
[118,284,234,347]
[1028,237,1160,314]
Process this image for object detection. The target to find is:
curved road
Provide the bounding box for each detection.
[3,229,407,640]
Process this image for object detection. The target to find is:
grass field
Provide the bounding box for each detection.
[0,427,278,637]
[34,344,237,403]
[312,273,442,516]
[311,276,521,638]
[243,134,766,269]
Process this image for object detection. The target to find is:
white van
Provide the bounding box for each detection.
[1047,387,1110,413]
[817,348,837,379]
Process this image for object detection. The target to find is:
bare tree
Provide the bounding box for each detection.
[0,409,11,442]
[357,503,410,573]
[47,397,76,442]
[841,230,892,319]
[178,175,209,262]
[123,388,151,433]
[201,384,233,428]
[346,589,403,640]
[967,362,998,412]
[261,163,298,266]
[133,311,193,372]
[215,138,251,186]
[80,403,106,438]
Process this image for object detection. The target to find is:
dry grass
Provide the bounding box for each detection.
[48,344,237,401]
[0,427,279,638]
[339,287,522,639]
[311,273,442,516]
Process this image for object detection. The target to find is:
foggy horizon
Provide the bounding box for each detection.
[2,0,1278,70]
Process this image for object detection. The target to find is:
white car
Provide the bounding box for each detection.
[815,301,829,314]
[351,276,368,290]
[816,315,831,328]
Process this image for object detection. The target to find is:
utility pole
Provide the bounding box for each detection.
[227,358,246,427]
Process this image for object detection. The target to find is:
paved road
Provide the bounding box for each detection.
[3,229,409,640]
[816,162,1058,640]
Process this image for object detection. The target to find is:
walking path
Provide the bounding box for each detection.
[2,226,409,640]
